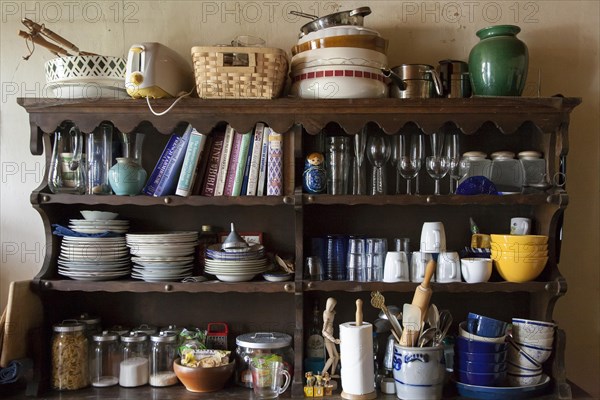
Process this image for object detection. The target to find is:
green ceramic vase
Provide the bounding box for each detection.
[108,157,147,195]
[468,25,529,96]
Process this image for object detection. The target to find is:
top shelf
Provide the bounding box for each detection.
[18,97,581,155]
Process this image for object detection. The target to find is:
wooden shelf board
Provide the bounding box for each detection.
[303,193,551,206]
[304,280,549,293]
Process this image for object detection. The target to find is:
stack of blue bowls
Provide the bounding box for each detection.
[454,312,509,386]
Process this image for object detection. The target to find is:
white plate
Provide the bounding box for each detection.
[70,227,129,234]
[298,25,381,44]
[132,260,193,268]
[132,256,194,262]
[62,237,126,243]
[204,267,268,274]
[80,210,119,220]
[60,266,130,273]
[214,274,256,282]
[263,273,294,282]
[47,82,128,100]
[131,273,192,282]
[70,219,129,225]
[205,258,268,266]
[129,249,196,257]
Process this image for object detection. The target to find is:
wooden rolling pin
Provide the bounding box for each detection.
[399,259,436,346]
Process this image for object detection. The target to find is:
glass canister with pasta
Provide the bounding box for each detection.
[51,320,90,390]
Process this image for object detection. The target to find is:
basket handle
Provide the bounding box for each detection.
[216,50,257,74]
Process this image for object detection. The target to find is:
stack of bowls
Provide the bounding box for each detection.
[490,234,549,282]
[290,26,389,99]
[507,318,554,386]
[454,313,508,387]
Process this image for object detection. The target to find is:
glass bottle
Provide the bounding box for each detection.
[90,331,120,387]
[197,224,219,275]
[51,321,89,390]
[119,332,149,387]
[48,121,85,194]
[305,301,325,361]
[149,332,179,387]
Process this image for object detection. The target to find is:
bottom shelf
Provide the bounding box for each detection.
[0,380,593,400]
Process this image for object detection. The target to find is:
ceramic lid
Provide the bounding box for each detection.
[463,151,487,159]
[491,151,516,160]
[518,150,542,160]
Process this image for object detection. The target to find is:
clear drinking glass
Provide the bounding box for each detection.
[426,156,451,195]
[86,123,113,195]
[352,128,368,195]
[389,135,402,194]
[444,133,460,193]
[398,156,421,195]
[326,137,350,195]
[364,238,387,282]
[367,134,391,195]
[412,132,425,194]
[451,157,471,191]
[346,238,366,281]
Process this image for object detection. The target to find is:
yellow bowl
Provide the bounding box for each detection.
[491,242,547,252]
[491,250,548,260]
[493,257,548,283]
[490,234,548,245]
[173,358,235,393]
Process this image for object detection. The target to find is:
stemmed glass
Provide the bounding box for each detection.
[426,156,451,195]
[445,133,460,193]
[367,134,391,195]
[390,135,402,194]
[413,132,425,194]
[450,157,471,192]
[398,134,422,195]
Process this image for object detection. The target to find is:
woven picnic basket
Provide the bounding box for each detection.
[191,46,288,99]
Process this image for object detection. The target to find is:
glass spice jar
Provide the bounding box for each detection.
[52,320,89,390]
[149,332,179,387]
[90,331,121,387]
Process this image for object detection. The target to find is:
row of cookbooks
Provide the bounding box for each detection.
[142,122,283,197]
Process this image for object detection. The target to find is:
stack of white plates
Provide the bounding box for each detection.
[58,236,131,281]
[68,218,130,234]
[126,232,198,282]
[204,243,271,282]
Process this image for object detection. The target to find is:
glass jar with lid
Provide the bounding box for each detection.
[149,332,179,387]
[518,151,547,187]
[73,313,102,338]
[52,320,89,390]
[235,332,294,388]
[459,151,492,182]
[131,323,157,336]
[489,151,525,192]
[90,331,121,387]
[119,331,149,387]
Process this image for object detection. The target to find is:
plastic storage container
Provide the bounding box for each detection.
[235,332,294,388]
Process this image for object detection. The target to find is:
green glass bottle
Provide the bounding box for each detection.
[468,25,529,96]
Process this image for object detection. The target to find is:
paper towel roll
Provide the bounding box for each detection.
[339,322,374,395]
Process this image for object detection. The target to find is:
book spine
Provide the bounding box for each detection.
[175,128,208,197]
[267,129,283,196]
[256,126,271,196]
[223,130,243,196]
[201,130,226,196]
[231,131,252,196]
[191,135,213,196]
[142,135,181,196]
[246,123,265,196]
[154,124,193,196]
[214,125,235,196]
[240,132,255,196]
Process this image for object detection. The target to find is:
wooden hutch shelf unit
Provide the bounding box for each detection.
[18,96,581,399]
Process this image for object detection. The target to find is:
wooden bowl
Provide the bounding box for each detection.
[173,358,235,392]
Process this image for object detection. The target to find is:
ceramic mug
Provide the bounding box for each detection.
[393,344,446,400]
[420,222,446,253]
[251,360,290,399]
[411,252,434,283]
[436,251,461,283]
[383,251,410,283]
[510,217,531,235]
[460,258,492,283]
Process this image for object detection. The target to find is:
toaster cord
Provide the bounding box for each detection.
[145,86,195,116]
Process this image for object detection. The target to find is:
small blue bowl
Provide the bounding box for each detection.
[456,358,506,373]
[467,312,509,338]
[455,335,508,354]
[455,350,507,364]
[457,369,507,386]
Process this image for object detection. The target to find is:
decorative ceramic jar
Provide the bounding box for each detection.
[109,157,147,195]
[468,25,528,96]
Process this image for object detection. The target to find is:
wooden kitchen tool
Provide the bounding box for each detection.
[355,299,363,326]
[18,18,97,59]
[399,259,436,346]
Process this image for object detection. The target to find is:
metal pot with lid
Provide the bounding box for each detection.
[235,332,294,388]
[382,64,443,98]
[291,7,372,37]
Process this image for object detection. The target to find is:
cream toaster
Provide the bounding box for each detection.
[125,42,195,99]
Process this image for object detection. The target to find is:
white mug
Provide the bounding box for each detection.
[383,251,410,283]
[436,251,461,283]
[511,217,531,235]
[420,222,446,253]
[411,252,434,283]
[461,258,492,283]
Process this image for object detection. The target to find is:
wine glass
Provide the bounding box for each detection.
[411,132,425,194]
[426,156,451,195]
[389,135,402,194]
[450,157,471,191]
[445,133,460,193]
[399,155,421,195]
[367,134,391,195]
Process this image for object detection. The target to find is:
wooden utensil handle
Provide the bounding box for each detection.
[356,299,363,326]
[422,259,436,289]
